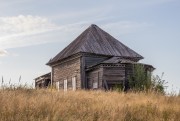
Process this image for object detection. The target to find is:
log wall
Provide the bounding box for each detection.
[52,57,81,90]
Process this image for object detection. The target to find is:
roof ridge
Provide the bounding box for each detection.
[47,24,143,65]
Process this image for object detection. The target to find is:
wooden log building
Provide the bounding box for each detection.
[35,24,154,90]
[35,73,51,88]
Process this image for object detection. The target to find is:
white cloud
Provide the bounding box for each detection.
[0,16,102,49]
[0,15,150,49]
[0,15,59,49]
[0,49,8,57]
[0,49,18,57]
[0,15,56,36]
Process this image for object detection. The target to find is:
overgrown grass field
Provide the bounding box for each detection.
[0,89,180,121]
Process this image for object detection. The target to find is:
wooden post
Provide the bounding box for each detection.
[81,56,86,89]
[98,72,99,88]
[51,67,53,91]
[104,80,108,90]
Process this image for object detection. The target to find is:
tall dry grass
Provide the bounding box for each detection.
[0,89,180,121]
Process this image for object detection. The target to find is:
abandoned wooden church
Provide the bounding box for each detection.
[35,24,154,91]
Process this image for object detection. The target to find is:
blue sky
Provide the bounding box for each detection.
[0,0,180,93]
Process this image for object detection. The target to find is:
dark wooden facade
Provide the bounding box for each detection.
[35,73,51,88]
[35,24,154,90]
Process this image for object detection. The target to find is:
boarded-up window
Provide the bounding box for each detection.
[64,79,67,91]
[56,81,59,91]
[93,82,98,89]
[72,77,76,91]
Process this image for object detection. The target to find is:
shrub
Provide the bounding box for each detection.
[129,64,167,93]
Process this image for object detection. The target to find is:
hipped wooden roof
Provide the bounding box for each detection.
[47,24,143,65]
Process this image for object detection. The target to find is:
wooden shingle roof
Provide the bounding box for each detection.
[47,24,143,65]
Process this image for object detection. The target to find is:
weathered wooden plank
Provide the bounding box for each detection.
[104,71,125,75]
[81,56,86,89]
[104,80,108,90]
[84,56,108,67]
[103,76,125,81]
[106,80,124,84]
[52,57,81,90]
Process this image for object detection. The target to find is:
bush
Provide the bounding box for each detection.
[151,73,168,94]
[129,64,167,93]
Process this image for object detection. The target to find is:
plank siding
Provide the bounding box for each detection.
[87,68,103,89]
[84,56,108,67]
[125,64,133,79]
[84,55,108,89]
[103,66,125,82]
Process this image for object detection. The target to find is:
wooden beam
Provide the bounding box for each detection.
[104,80,108,90]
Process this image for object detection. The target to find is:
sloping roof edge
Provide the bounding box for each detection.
[47,24,144,65]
